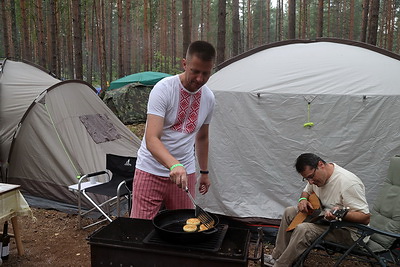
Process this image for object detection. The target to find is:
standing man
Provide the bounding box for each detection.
[131,41,216,220]
[264,153,370,266]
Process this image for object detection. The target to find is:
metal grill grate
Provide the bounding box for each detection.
[143,224,228,252]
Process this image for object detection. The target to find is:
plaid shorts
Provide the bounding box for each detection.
[130,168,196,219]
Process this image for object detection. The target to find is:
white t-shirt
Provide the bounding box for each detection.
[136,75,215,176]
[303,163,370,214]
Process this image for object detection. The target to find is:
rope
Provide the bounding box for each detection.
[303,102,315,127]
[303,97,316,128]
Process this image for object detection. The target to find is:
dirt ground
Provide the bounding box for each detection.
[5,207,92,266]
[3,207,391,267]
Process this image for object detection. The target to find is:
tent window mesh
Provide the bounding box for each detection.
[79,114,121,144]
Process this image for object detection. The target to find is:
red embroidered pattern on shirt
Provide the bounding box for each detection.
[171,88,201,133]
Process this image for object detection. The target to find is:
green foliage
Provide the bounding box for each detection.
[149,51,182,75]
[2,0,399,84]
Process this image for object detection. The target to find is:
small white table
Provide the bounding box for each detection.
[0,183,32,256]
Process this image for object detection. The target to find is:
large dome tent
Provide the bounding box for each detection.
[200,38,400,220]
[0,58,141,206]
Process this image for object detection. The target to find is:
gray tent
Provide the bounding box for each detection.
[199,39,400,220]
[0,59,141,206]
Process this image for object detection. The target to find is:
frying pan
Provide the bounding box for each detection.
[152,209,219,243]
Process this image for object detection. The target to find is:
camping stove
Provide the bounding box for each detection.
[89,217,263,267]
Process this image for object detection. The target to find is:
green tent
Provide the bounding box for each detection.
[108,71,172,90]
[104,71,172,124]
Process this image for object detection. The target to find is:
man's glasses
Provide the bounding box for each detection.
[302,167,317,182]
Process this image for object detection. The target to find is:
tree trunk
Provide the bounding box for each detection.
[349,0,355,40]
[217,0,226,65]
[301,0,307,39]
[298,0,302,37]
[241,0,245,51]
[342,0,347,38]
[200,0,204,40]
[258,1,263,45]
[117,0,123,77]
[206,0,211,41]
[143,0,150,69]
[160,0,167,72]
[232,0,240,57]
[10,0,19,58]
[360,0,369,42]
[171,0,177,69]
[396,7,400,53]
[182,0,190,58]
[46,2,52,66]
[266,0,270,43]
[367,0,380,45]
[247,0,252,49]
[378,0,386,47]
[107,0,114,84]
[49,0,58,77]
[72,0,83,79]
[125,0,132,75]
[96,0,107,93]
[189,0,194,41]
[132,3,138,73]
[317,0,324,37]
[66,1,74,78]
[55,1,61,79]
[20,0,31,60]
[327,0,331,36]
[1,0,11,57]
[334,0,340,38]
[386,0,394,51]
[288,0,296,39]
[276,0,283,41]
[37,0,46,67]
[149,1,153,70]
[87,2,95,85]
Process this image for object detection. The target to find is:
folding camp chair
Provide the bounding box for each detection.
[295,155,400,266]
[76,154,136,229]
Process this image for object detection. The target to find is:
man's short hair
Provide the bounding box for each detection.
[295,153,326,173]
[186,40,216,62]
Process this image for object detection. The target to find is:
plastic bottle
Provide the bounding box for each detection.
[1,222,10,260]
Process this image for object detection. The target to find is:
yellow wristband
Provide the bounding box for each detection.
[170,163,184,171]
[298,197,308,202]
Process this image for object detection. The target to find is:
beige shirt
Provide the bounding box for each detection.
[303,163,370,214]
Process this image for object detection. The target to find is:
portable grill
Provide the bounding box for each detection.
[88,216,264,267]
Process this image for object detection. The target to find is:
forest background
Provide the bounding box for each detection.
[1,0,399,92]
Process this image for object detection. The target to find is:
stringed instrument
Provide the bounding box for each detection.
[286,193,349,232]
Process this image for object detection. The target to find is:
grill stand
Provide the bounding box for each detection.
[88,217,263,267]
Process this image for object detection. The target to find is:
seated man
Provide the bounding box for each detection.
[264,153,370,267]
